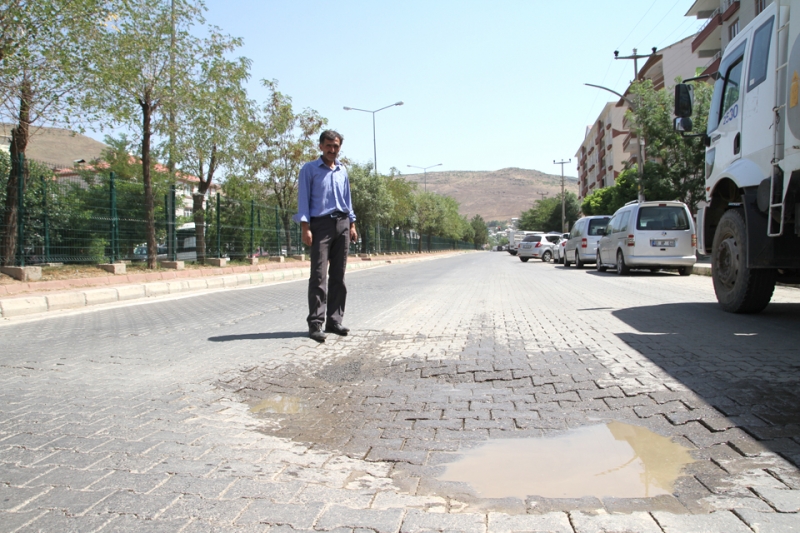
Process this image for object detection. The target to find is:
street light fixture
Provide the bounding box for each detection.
[407,163,442,192]
[584,83,646,203]
[343,101,404,175]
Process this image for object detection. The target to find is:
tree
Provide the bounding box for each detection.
[385,172,417,246]
[581,163,676,216]
[626,79,713,211]
[1,0,108,265]
[470,214,489,249]
[244,80,326,255]
[519,192,580,232]
[87,0,206,268]
[172,32,251,264]
[413,191,442,252]
[348,162,393,253]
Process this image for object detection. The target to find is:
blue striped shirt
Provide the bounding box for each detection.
[294,157,356,224]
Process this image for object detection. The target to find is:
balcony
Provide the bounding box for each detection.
[686,0,719,18]
[692,8,722,54]
[722,0,739,21]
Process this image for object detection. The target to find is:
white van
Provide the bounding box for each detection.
[564,216,611,268]
[596,201,696,275]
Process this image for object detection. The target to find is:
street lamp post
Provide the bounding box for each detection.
[343,101,404,175]
[407,163,443,192]
[584,83,646,203]
[554,159,571,232]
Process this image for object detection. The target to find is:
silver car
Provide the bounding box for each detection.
[518,233,560,262]
[553,233,569,264]
[596,200,696,275]
[564,216,610,268]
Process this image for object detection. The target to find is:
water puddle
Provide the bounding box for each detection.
[249,395,305,415]
[438,421,695,499]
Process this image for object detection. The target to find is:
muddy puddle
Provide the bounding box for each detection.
[249,395,305,415]
[438,421,695,499]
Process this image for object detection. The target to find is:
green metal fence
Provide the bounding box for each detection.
[0,154,473,267]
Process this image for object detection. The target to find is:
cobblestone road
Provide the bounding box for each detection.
[1,252,800,532]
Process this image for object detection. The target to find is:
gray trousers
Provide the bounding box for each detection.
[307,214,350,328]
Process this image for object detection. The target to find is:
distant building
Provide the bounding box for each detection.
[575,102,627,200]
[1,124,218,218]
[575,35,708,201]
[0,124,107,167]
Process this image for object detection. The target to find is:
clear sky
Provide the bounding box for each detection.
[94,1,705,178]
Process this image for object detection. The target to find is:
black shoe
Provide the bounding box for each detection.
[309,325,326,343]
[325,322,350,336]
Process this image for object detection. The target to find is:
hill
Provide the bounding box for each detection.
[402,167,579,222]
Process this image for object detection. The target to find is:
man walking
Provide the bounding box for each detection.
[295,130,358,342]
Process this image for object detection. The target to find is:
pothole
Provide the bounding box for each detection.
[437,421,695,499]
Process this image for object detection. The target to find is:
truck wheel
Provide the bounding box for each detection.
[575,254,584,269]
[564,253,571,267]
[712,209,776,313]
[616,250,630,275]
[596,252,607,272]
[520,257,529,263]
[678,266,692,276]
[542,251,552,262]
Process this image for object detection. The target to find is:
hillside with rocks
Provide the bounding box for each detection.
[402,167,579,222]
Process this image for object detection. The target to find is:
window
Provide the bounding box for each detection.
[755,0,767,15]
[729,19,740,41]
[722,60,744,115]
[636,206,691,231]
[607,216,618,234]
[748,16,774,91]
[618,211,631,233]
[707,41,747,133]
[522,235,542,243]
[587,218,609,236]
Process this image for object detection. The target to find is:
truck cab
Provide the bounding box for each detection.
[675,0,800,313]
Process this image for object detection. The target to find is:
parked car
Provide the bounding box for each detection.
[596,200,696,275]
[553,232,570,264]
[518,233,560,262]
[564,216,610,268]
[132,243,167,262]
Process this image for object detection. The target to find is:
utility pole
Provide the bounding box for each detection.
[614,47,657,82]
[537,192,547,200]
[604,46,656,204]
[554,159,571,232]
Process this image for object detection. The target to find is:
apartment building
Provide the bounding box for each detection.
[575,36,707,200]
[688,0,774,74]
[575,103,626,200]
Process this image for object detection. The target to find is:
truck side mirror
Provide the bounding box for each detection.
[674,117,693,133]
[674,84,694,118]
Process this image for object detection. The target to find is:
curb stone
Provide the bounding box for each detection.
[0,252,472,319]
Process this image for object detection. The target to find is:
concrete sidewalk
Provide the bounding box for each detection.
[0,251,471,319]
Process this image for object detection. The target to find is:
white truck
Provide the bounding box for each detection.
[674,0,800,313]
[506,230,540,255]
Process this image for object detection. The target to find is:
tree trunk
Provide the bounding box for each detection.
[359,223,367,254]
[281,213,292,256]
[426,233,432,252]
[140,97,157,269]
[1,81,31,266]
[193,193,206,264]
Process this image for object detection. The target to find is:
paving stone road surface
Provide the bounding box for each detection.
[1,252,800,533]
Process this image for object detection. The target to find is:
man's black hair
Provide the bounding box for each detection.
[319,130,343,144]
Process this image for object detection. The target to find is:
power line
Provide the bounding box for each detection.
[637,0,685,47]
[615,0,660,51]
